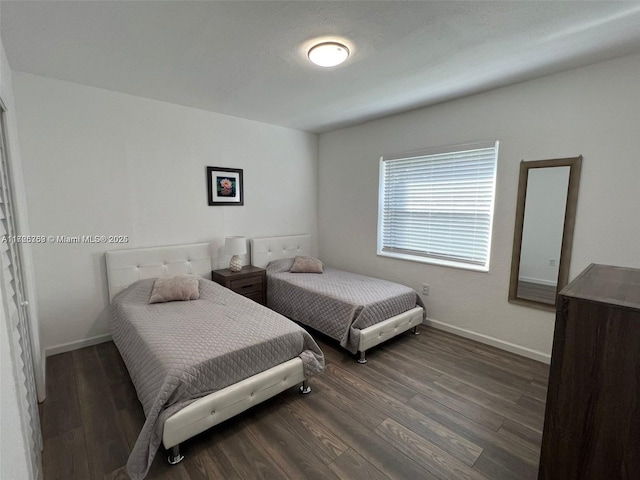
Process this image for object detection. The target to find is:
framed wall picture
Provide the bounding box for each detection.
[206,166,244,206]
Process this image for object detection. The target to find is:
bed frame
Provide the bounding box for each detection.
[105,242,310,466]
[251,234,424,363]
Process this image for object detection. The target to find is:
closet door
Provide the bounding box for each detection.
[0,103,42,479]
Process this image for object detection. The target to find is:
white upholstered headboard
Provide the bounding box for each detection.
[251,235,311,268]
[105,243,213,302]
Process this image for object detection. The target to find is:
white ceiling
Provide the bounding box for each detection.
[2,1,640,133]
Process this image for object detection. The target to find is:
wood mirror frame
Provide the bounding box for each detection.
[509,156,582,311]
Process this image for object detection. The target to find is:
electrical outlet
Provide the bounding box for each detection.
[422,283,430,296]
[549,259,556,266]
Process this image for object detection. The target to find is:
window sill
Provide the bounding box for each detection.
[377,250,489,272]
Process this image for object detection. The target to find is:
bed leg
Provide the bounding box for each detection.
[167,445,184,465]
[412,325,420,335]
[299,381,311,394]
[357,351,367,364]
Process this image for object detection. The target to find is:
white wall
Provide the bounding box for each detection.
[0,38,36,480]
[12,72,318,354]
[318,53,640,362]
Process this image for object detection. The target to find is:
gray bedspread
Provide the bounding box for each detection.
[267,265,425,354]
[109,278,324,480]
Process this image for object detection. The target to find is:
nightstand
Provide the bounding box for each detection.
[211,265,267,305]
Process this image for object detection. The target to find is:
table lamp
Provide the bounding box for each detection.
[225,236,246,272]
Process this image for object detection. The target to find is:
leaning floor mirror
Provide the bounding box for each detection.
[509,156,582,311]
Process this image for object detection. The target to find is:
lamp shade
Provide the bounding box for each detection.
[224,236,247,256]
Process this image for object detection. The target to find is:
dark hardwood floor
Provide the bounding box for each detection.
[40,327,549,480]
[517,281,556,305]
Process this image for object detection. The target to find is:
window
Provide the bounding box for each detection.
[378,141,498,271]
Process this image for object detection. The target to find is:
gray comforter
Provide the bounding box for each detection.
[267,262,426,353]
[109,278,324,480]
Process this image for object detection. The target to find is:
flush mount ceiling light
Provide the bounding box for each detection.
[308,42,350,67]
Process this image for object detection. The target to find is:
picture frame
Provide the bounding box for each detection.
[206,166,244,206]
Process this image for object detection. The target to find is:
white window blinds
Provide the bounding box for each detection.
[378,141,498,271]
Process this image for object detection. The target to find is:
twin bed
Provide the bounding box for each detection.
[252,234,425,364]
[105,243,324,480]
[105,236,425,479]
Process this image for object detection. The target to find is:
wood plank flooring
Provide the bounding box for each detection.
[40,327,549,480]
[517,281,556,305]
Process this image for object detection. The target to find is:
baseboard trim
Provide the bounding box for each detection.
[424,317,551,364]
[45,333,113,357]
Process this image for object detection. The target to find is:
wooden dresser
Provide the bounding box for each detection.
[211,265,267,305]
[539,264,640,480]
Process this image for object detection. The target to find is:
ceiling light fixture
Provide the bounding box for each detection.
[308,42,350,67]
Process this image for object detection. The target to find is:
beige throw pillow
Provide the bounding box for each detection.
[149,274,200,304]
[290,256,324,274]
